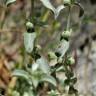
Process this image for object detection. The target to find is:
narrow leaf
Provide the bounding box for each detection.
[31,76,39,88]
[40,0,55,12]
[74,3,84,18]
[12,69,32,85]
[55,5,65,19]
[41,75,57,87]
[6,0,16,6]
[40,0,65,19]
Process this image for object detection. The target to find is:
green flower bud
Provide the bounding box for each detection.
[12,91,20,96]
[68,57,75,65]
[23,92,29,96]
[64,0,71,4]
[35,45,41,51]
[26,21,34,29]
[61,29,72,41]
[48,51,57,60]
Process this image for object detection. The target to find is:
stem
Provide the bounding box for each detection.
[30,0,34,22]
[66,6,71,30]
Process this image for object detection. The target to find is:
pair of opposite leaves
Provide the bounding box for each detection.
[40,0,84,19]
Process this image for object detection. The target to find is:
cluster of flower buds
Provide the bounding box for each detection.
[61,29,72,41]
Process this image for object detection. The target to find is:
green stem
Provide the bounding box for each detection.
[66,6,71,30]
[30,0,34,22]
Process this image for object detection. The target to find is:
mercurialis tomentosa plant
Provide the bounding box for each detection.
[5,0,84,96]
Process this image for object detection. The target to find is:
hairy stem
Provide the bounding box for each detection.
[30,0,34,22]
[66,6,71,30]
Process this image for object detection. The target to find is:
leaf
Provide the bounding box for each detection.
[55,40,69,57]
[24,32,36,53]
[6,0,16,6]
[40,0,65,19]
[12,69,32,85]
[41,75,57,86]
[55,5,65,19]
[36,57,50,74]
[56,66,65,72]
[40,0,55,12]
[74,3,84,18]
[31,76,39,88]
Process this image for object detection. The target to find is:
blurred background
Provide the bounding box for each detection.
[0,0,96,95]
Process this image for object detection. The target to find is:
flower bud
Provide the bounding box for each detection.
[35,45,41,51]
[26,21,34,29]
[23,92,29,96]
[61,29,72,41]
[64,0,71,4]
[48,51,57,60]
[12,91,20,96]
[68,56,75,65]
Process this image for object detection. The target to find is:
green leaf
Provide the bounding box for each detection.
[41,75,57,87]
[55,40,69,57]
[6,0,16,6]
[12,69,32,85]
[74,3,84,18]
[55,5,65,19]
[56,66,65,72]
[40,0,55,13]
[31,76,39,88]
[36,57,50,74]
[24,32,36,53]
[40,0,65,19]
